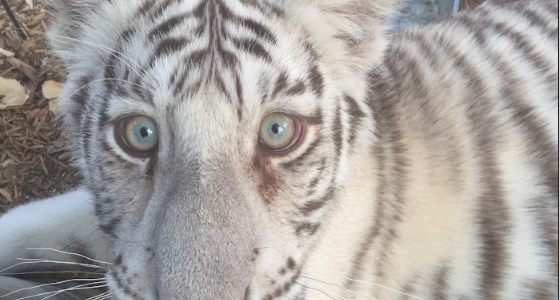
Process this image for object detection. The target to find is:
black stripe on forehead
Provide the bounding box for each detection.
[308,65,325,99]
[144,0,277,66]
[237,0,286,17]
[253,54,314,103]
[132,0,282,105]
[124,0,282,50]
[148,12,194,42]
[149,38,191,68]
[138,0,176,19]
[103,52,155,106]
[231,38,272,62]
[218,3,278,44]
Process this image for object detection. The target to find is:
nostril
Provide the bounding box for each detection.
[244,286,251,300]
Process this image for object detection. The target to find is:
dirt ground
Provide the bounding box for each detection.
[0,0,490,213]
[0,0,80,214]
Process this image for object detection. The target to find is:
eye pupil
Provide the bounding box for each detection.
[140,127,149,138]
[272,123,281,134]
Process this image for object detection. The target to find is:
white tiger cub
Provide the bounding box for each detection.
[0,0,557,299]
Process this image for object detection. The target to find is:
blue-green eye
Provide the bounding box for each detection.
[259,113,301,152]
[117,116,159,155]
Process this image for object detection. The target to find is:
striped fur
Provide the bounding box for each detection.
[0,0,557,299]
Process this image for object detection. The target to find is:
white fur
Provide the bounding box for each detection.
[0,188,113,273]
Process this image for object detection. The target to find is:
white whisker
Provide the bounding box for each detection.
[281,294,294,300]
[294,282,339,300]
[5,282,107,300]
[0,271,106,277]
[39,283,109,300]
[343,277,424,300]
[61,227,98,249]
[27,248,112,266]
[0,278,106,298]
[0,260,106,274]
[301,272,424,300]
[86,291,111,300]
[300,275,379,300]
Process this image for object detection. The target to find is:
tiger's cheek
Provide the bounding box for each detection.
[252,152,284,204]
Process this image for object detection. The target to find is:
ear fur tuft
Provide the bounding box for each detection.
[43,0,100,56]
[286,0,400,78]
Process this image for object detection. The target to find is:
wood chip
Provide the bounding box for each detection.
[0,48,15,58]
[0,188,13,204]
[7,57,41,83]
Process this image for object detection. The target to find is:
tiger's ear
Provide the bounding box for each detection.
[43,0,98,52]
[43,0,104,34]
[43,0,130,67]
[286,0,400,74]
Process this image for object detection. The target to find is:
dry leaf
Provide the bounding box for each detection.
[0,77,28,109]
[25,0,34,8]
[42,80,63,99]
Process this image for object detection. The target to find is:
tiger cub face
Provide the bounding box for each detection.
[46,0,399,299]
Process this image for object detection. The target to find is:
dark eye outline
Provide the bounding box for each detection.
[114,115,159,158]
[258,113,307,155]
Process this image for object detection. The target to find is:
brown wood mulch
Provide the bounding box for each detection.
[0,0,80,214]
[0,0,492,214]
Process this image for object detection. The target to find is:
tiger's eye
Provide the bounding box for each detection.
[259,113,299,152]
[117,116,159,156]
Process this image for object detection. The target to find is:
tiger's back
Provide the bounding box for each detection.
[306,1,558,299]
